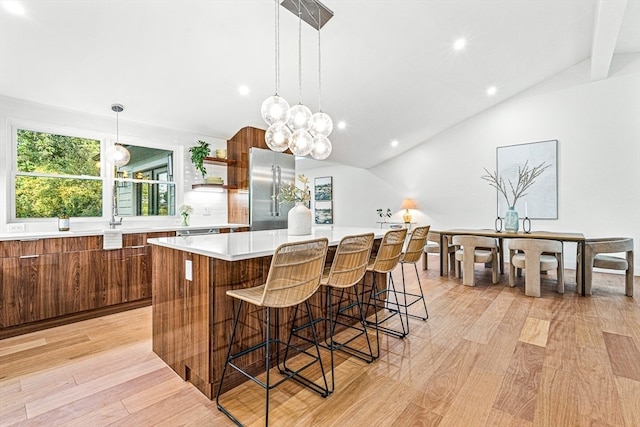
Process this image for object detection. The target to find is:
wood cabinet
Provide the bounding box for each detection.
[227,126,294,225]
[0,231,172,336]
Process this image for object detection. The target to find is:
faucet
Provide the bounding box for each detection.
[109,185,123,229]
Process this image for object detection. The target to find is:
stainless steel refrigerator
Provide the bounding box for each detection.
[249,147,296,231]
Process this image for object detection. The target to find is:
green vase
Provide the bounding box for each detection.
[504,206,519,233]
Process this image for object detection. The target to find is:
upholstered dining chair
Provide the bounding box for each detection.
[452,235,499,286]
[216,238,329,426]
[509,239,564,297]
[576,237,634,296]
[423,230,457,271]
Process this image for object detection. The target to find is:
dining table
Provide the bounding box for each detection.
[437,229,587,296]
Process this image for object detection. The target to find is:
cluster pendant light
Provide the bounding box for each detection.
[261,0,333,159]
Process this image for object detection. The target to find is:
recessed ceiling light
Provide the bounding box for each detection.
[2,1,25,15]
[390,140,398,147]
[238,85,250,95]
[486,86,497,96]
[453,38,466,51]
[337,121,346,130]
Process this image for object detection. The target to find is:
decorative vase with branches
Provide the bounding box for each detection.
[481,160,550,232]
[277,174,312,235]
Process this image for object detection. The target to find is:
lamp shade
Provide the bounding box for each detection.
[401,198,417,210]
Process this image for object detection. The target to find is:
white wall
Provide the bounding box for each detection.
[0,96,229,233]
[301,54,640,271]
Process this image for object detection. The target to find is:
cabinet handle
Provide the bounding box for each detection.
[127,245,146,249]
[19,254,40,259]
[19,238,40,242]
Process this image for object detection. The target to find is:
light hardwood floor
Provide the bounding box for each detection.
[1,257,639,426]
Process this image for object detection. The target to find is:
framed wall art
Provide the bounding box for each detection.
[496,139,558,219]
[315,201,333,224]
[314,176,332,200]
[314,176,333,224]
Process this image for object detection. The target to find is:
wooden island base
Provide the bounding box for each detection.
[151,243,384,399]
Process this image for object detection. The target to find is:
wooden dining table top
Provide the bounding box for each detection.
[439,228,585,242]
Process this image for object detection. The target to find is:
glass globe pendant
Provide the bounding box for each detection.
[265,123,291,152]
[309,111,333,137]
[261,95,290,125]
[310,135,332,160]
[287,104,312,131]
[288,129,313,156]
[109,144,131,167]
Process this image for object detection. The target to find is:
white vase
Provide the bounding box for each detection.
[288,202,312,235]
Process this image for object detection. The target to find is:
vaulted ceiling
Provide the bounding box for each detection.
[1,0,638,168]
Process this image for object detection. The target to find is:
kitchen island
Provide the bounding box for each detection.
[147,226,387,399]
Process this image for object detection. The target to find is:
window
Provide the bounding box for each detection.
[15,129,102,218]
[113,146,175,217]
[13,126,177,220]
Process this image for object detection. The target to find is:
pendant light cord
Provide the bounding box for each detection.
[275,0,280,95]
[298,0,303,105]
[116,110,119,144]
[317,3,322,112]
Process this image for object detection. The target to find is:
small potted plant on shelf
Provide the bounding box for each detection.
[189,140,210,179]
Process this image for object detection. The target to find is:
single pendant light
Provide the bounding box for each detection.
[309,3,332,159]
[263,0,291,151]
[108,104,130,167]
[287,0,313,156]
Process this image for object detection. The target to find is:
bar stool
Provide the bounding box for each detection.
[216,237,329,427]
[365,228,408,347]
[397,225,430,333]
[293,232,375,393]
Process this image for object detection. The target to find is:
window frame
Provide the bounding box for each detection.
[8,119,183,224]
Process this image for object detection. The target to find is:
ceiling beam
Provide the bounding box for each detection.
[590,0,628,81]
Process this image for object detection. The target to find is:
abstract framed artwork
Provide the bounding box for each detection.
[314,176,332,200]
[315,201,333,224]
[496,139,558,219]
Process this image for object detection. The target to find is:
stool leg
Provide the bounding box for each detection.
[216,300,245,426]
[367,273,407,338]
[265,307,271,426]
[413,263,429,320]
[279,302,330,397]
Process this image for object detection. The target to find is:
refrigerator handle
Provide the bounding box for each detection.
[275,165,282,216]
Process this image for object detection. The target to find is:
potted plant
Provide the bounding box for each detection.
[189,140,211,179]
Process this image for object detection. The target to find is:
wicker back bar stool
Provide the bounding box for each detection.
[396,225,430,333]
[292,232,376,393]
[364,228,409,347]
[216,237,329,426]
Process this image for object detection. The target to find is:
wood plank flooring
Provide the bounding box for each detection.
[1,257,639,426]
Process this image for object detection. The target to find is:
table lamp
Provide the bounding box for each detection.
[401,198,417,223]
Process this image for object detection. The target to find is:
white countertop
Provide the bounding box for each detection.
[147,226,387,261]
[0,223,249,242]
